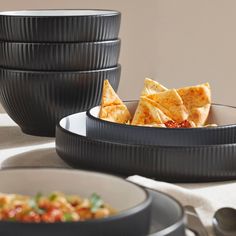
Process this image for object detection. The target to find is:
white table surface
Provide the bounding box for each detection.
[1,113,236,236]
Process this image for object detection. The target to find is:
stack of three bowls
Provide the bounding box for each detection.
[0,9,121,137]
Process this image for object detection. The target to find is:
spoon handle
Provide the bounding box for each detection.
[184,205,209,236]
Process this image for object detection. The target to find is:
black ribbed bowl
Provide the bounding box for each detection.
[86,101,236,146]
[0,168,152,236]
[0,10,120,42]
[0,40,120,71]
[56,111,236,182]
[0,66,120,137]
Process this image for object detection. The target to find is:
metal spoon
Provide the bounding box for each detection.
[213,207,236,236]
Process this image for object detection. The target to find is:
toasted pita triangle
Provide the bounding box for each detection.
[101,80,123,107]
[147,89,189,122]
[131,96,171,126]
[99,104,131,124]
[177,83,211,126]
[99,80,131,124]
[141,78,168,96]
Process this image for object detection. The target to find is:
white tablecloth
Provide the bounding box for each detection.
[1,113,236,236]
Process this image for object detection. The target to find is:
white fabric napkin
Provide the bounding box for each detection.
[127,175,236,236]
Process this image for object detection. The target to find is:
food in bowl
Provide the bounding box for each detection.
[99,78,216,128]
[0,192,115,223]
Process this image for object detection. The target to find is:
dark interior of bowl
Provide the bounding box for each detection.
[86,101,236,146]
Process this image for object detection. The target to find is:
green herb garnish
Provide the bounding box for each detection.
[49,193,58,201]
[63,213,74,222]
[89,193,104,213]
[28,193,45,215]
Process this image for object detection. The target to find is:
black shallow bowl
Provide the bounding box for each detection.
[56,111,236,182]
[86,101,236,146]
[0,66,120,137]
[0,169,152,236]
[0,40,120,71]
[0,10,120,42]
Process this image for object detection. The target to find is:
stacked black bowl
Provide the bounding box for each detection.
[0,9,121,136]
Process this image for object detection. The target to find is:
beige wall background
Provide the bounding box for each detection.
[0,0,236,113]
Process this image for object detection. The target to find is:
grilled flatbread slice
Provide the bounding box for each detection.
[177,83,211,126]
[141,78,168,96]
[99,104,131,123]
[147,89,189,123]
[101,80,123,107]
[99,80,131,124]
[131,96,171,126]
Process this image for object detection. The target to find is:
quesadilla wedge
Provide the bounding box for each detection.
[141,78,168,96]
[147,89,189,123]
[99,80,131,124]
[131,96,171,126]
[177,83,211,126]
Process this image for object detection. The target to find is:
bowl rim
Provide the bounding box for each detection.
[0,168,151,225]
[0,64,121,74]
[0,38,121,46]
[58,110,236,149]
[0,9,121,17]
[145,189,185,236]
[87,100,236,131]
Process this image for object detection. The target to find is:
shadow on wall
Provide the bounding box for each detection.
[1,147,70,169]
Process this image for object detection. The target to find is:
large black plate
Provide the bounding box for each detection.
[56,112,236,182]
[147,190,185,236]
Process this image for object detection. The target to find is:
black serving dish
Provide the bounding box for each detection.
[0,168,152,236]
[56,111,236,182]
[0,66,120,137]
[86,101,236,146]
[0,10,120,42]
[0,40,120,71]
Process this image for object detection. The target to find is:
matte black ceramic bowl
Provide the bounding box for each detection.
[0,66,120,137]
[86,101,236,146]
[0,168,152,236]
[0,40,120,71]
[0,10,120,42]
[56,111,236,182]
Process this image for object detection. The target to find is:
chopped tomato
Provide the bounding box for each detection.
[164,120,192,128]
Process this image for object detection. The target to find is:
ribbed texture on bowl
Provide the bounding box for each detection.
[86,102,236,146]
[0,12,121,42]
[56,113,236,182]
[0,66,120,137]
[0,40,121,71]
